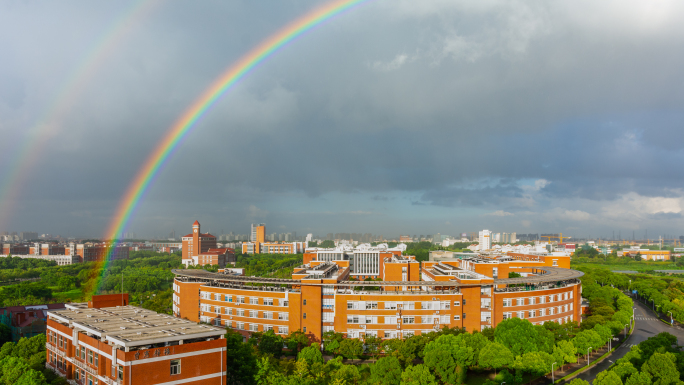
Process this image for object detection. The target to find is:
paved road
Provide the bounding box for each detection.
[569,298,684,384]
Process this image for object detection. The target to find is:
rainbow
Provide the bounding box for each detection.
[0,0,161,232]
[90,0,371,295]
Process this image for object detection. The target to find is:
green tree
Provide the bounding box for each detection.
[323,331,343,356]
[593,371,623,385]
[319,240,335,248]
[369,357,402,385]
[0,325,10,348]
[364,335,382,359]
[249,330,284,358]
[479,342,513,375]
[512,351,554,376]
[572,330,602,362]
[338,339,363,362]
[567,379,591,385]
[400,364,437,385]
[641,352,679,385]
[593,324,613,346]
[0,356,46,385]
[298,343,323,365]
[495,318,551,356]
[423,334,474,384]
[225,330,257,385]
[553,340,578,370]
[611,362,638,382]
[56,276,76,292]
[286,330,310,354]
[625,372,652,385]
[331,363,360,384]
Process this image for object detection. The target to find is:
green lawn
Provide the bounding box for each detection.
[50,287,84,302]
[572,261,684,272]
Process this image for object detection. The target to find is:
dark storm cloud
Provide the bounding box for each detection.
[1,0,684,236]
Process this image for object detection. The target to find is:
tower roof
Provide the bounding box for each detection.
[193,220,200,226]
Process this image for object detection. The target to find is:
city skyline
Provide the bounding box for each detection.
[1,1,683,238]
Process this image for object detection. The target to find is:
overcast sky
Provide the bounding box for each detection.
[1,0,683,239]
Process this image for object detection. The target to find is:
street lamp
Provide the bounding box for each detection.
[587,347,592,365]
[552,362,557,383]
[624,323,629,337]
[669,311,674,325]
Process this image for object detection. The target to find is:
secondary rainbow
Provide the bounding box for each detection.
[0,0,161,232]
[89,0,371,294]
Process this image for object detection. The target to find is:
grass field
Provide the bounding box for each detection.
[50,287,84,302]
[571,261,684,273]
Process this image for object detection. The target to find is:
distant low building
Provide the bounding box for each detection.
[181,221,235,267]
[620,249,671,261]
[0,303,66,341]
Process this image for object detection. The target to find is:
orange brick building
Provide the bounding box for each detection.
[173,251,583,342]
[1,242,127,265]
[181,221,235,267]
[46,294,227,385]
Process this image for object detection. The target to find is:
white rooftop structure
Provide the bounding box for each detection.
[48,304,225,351]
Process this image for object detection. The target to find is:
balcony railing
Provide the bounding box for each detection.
[72,358,99,377]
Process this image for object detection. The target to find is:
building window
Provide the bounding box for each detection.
[87,350,93,364]
[264,298,273,306]
[118,365,123,380]
[250,297,258,305]
[453,301,461,307]
[463,299,466,306]
[303,313,307,319]
[303,327,307,333]
[94,353,98,366]
[278,326,288,334]
[170,359,181,375]
[366,302,378,310]
[454,315,460,320]
[303,299,307,306]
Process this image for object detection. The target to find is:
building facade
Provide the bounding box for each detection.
[173,251,582,343]
[0,303,66,341]
[1,242,127,265]
[479,230,492,251]
[181,221,235,267]
[46,294,227,385]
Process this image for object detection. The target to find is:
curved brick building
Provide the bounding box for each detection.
[173,249,582,342]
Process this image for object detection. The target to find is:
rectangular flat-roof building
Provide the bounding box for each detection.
[46,294,226,385]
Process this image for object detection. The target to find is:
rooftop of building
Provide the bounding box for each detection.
[48,304,224,349]
[306,243,408,253]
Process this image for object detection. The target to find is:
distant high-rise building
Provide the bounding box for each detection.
[306,233,313,243]
[479,230,491,251]
[20,232,38,241]
[251,224,265,243]
[433,233,441,243]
